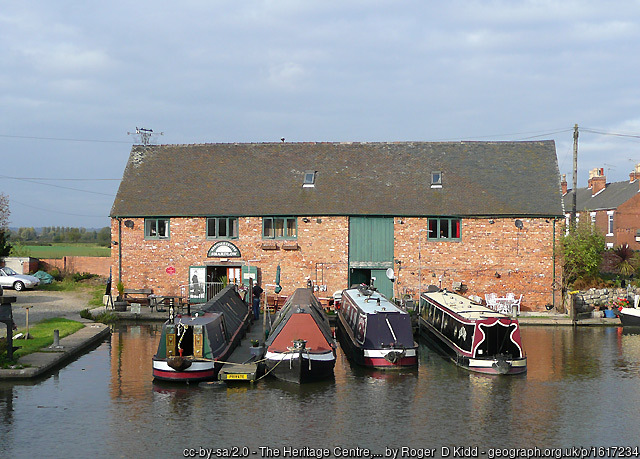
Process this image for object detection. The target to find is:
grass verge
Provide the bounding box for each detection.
[39,281,105,309]
[0,317,85,367]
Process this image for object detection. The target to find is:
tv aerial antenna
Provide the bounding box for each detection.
[127,127,163,146]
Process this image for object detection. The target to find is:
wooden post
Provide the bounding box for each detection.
[570,124,578,232]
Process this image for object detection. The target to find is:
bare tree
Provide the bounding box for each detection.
[0,193,9,229]
[0,193,10,256]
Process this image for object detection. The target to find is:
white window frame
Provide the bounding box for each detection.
[607,211,614,236]
[430,171,442,189]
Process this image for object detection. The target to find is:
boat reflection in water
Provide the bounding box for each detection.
[418,288,526,375]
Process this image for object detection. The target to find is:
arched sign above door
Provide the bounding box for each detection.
[207,241,241,258]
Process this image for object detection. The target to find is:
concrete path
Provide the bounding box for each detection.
[3,288,94,333]
[1,288,111,380]
[0,320,111,380]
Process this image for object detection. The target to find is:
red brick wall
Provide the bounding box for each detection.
[111,216,560,311]
[39,256,111,277]
[110,216,349,299]
[394,217,560,312]
[615,193,640,250]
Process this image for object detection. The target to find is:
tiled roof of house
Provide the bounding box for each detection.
[562,180,640,212]
[110,141,563,218]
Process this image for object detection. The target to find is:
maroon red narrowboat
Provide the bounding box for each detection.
[419,289,526,375]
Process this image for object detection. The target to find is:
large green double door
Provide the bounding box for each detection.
[348,217,394,299]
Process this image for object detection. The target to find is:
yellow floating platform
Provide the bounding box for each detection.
[218,363,259,382]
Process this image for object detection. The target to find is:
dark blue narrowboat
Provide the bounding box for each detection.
[336,285,418,369]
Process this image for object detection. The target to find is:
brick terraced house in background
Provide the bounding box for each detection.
[110,141,564,312]
[562,164,640,250]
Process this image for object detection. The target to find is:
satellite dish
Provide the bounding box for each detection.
[515,219,524,229]
[386,268,395,280]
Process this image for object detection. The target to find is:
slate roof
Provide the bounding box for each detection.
[110,141,563,218]
[562,179,640,212]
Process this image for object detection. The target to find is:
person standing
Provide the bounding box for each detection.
[252,282,263,320]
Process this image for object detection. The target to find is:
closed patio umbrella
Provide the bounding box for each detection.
[275,264,282,294]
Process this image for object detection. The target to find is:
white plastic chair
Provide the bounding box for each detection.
[485,293,498,311]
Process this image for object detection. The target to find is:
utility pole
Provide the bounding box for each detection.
[570,124,578,232]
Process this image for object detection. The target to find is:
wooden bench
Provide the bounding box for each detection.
[123,288,153,306]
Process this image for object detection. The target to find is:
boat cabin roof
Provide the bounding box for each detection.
[421,290,509,320]
[343,287,406,315]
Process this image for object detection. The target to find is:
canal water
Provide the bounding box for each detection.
[1,324,640,458]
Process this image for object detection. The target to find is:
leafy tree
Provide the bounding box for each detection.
[18,227,37,241]
[561,219,605,288]
[0,229,10,257]
[67,228,81,243]
[97,227,111,246]
[9,241,31,257]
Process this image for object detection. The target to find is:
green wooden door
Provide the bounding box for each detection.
[349,217,394,298]
[372,269,394,300]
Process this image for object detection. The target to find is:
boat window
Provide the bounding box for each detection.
[434,309,443,328]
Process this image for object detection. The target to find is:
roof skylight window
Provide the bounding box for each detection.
[431,171,442,188]
[303,171,317,188]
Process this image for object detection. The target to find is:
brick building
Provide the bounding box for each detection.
[561,164,640,249]
[110,141,564,312]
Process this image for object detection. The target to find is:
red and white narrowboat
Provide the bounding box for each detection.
[418,288,526,375]
[336,285,418,369]
[264,288,336,384]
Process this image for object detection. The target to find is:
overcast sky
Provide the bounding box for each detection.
[2,1,640,228]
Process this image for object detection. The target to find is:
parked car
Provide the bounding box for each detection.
[0,267,40,291]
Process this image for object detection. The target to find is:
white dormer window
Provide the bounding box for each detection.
[431,171,442,188]
[303,171,316,188]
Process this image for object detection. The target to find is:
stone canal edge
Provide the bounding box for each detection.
[0,322,111,380]
[0,308,621,380]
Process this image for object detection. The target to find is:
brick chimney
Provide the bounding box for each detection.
[561,174,568,195]
[588,167,606,196]
[630,163,640,182]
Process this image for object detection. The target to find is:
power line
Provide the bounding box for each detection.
[432,127,573,142]
[0,133,131,144]
[0,175,115,196]
[581,127,640,140]
[10,199,109,218]
[516,128,574,140]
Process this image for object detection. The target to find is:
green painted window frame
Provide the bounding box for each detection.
[427,218,461,241]
[262,217,298,240]
[144,218,170,240]
[206,217,239,239]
